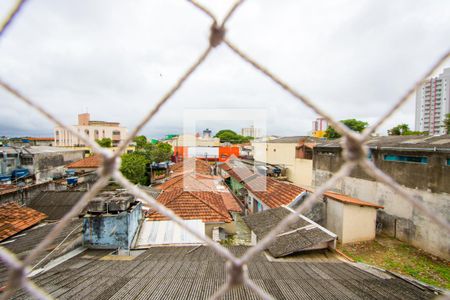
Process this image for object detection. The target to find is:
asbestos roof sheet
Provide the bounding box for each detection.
[244,207,336,257]
[13,246,437,299]
[0,202,47,241]
[136,219,205,246]
[28,191,85,220]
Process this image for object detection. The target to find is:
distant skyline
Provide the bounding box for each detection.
[1,0,450,138]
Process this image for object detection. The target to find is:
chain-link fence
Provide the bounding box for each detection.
[1,1,449,299]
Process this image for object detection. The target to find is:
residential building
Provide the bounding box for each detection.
[66,154,103,173]
[54,113,128,147]
[241,125,262,138]
[415,67,450,135]
[312,117,328,137]
[0,146,84,183]
[6,137,54,147]
[313,135,450,259]
[253,136,322,187]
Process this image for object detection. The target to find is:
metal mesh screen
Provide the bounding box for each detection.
[0,1,449,299]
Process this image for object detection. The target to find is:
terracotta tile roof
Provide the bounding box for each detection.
[66,155,103,169]
[147,188,232,223]
[170,158,211,175]
[0,202,47,241]
[245,177,305,208]
[220,191,242,212]
[324,191,384,209]
[157,172,217,191]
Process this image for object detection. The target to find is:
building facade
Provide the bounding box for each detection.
[241,125,262,138]
[54,113,128,147]
[415,68,450,135]
[312,117,328,138]
[313,135,450,259]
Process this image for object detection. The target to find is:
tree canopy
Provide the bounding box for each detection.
[133,135,172,162]
[214,129,254,144]
[324,119,369,139]
[443,113,450,134]
[388,124,426,136]
[120,153,149,185]
[96,138,112,148]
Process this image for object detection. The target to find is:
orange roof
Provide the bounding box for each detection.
[245,176,305,208]
[157,172,218,191]
[170,158,212,175]
[0,202,47,241]
[66,155,103,169]
[220,191,242,212]
[324,191,384,209]
[147,188,232,223]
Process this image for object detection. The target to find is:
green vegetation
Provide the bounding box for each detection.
[443,113,450,134]
[96,137,112,147]
[119,136,172,185]
[388,124,427,136]
[214,129,253,144]
[324,119,369,139]
[340,237,450,289]
[120,152,149,185]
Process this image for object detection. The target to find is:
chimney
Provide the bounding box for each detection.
[78,113,90,126]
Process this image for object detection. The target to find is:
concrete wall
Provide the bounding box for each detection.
[82,202,142,249]
[341,203,377,244]
[315,169,450,259]
[325,199,344,241]
[33,150,84,183]
[205,221,235,238]
[290,159,313,187]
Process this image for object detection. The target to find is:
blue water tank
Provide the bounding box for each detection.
[11,168,29,180]
[67,177,78,185]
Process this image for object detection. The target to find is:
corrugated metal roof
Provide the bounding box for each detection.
[136,220,205,246]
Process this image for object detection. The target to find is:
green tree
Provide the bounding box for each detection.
[388,124,427,136]
[443,113,450,134]
[133,135,148,149]
[214,129,253,144]
[96,138,112,148]
[324,119,369,139]
[120,153,149,185]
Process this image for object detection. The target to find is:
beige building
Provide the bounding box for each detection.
[241,125,262,138]
[166,134,220,147]
[54,113,128,147]
[324,192,383,244]
[253,136,321,188]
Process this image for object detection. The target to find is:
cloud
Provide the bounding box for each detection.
[1,0,449,138]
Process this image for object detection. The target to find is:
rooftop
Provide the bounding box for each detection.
[7,246,437,299]
[244,207,336,257]
[0,202,47,241]
[266,136,323,144]
[0,146,85,155]
[170,158,212,175]
[28,191,85,220]
[148,188,233,223]
[66,154,103,169]
[324,191,384,209]
[316,135,450,151]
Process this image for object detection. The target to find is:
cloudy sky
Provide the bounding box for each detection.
[1,0,449,138]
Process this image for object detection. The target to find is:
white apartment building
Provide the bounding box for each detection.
[54,113,128,147]
[241,125,262,138]
[415,68,450,135]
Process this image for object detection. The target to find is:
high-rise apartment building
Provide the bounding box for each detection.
[54,113,128,147]
[312,117,328,138]
[241,125,262,138]
[415,68,450,135]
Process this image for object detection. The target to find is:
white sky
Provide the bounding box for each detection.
[1,0,449,138]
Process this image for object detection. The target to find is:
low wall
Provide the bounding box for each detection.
[314,169,450,259]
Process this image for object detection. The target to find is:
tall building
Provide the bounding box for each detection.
[241,125,262,138]
[415,68,450,135]
[312,117,328,138]
[54,113,128,147]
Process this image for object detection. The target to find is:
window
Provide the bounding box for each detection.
[383,154,428,164]
[446,158,450,166]
[20,156,33,165]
